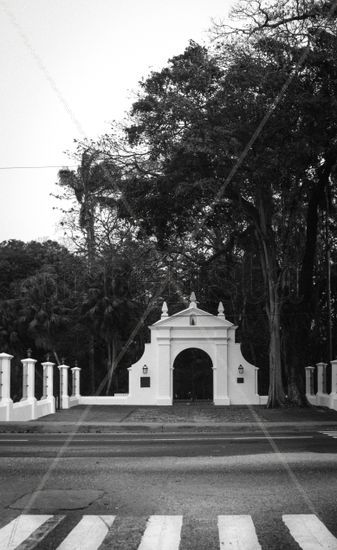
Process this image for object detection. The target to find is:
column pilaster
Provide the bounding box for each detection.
[0,353,13,420]
[58,364,70,409]
[41,361,55,413]
[213,341,230,406]
[330,360,337,410]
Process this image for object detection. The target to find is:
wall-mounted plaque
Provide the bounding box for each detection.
[140,377,151,388]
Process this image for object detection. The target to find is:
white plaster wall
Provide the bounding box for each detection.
[330,395,337,411]
[0,403,12,421]
[69,396,81,408]
[227,341,260,404]
[0,397,55,421]
[11,401,36,422]
[306,394,317,405]
[317,393,330,407]
[36,398,55,417]
[80,395,129,405]
[126,343,159,404]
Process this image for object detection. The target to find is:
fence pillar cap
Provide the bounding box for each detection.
[306,366,315,370]
[71,366,81,371]
[316,362,328,367]
[21,357,37,365]
[58,364,70,369]
[0,352,13,360]
[41,361,55,368]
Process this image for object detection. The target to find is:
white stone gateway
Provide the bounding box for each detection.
[124,294,267,406]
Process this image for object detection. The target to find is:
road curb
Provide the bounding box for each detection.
[1,420,337,434]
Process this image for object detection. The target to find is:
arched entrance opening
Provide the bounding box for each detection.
[173,348,213,402]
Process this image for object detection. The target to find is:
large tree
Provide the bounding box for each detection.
[57,148,122,391]
[214,0,337,400]
[117,23,337,406]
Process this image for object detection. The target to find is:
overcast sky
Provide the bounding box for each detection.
[0,0,234,244]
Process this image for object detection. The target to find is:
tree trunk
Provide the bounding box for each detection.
[266,283,286,407]
[281,154,334,405]
[255,214,286,408]
[89,335,95,394]
[282,300,310,406]
[228,188,286,407]
[287,360,307,406]
[106,334,118,395]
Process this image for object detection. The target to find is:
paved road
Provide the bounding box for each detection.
[0,429,336,457]
[0,430,337,548]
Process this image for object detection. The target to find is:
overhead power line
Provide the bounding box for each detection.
[0,165,78,170]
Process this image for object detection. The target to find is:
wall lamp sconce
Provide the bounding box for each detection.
[238,364,244,375]
[142,364,149,375]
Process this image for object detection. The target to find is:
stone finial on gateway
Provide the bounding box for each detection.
[189,292,197,308]
[161,301,169,318]
[217,301,225,317]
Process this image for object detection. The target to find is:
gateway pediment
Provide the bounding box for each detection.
[151,295,235,330]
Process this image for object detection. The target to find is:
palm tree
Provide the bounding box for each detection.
[81,259,136,395]
[18,269,69,353]
[58,149,118,392]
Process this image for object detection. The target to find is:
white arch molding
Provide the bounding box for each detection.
[172,347,213,401]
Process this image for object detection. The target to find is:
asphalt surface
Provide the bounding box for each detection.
[1,443,337,549]
[1,405,337,548]
[0,429,336,457]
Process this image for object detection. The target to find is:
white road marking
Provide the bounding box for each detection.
[1,435,313,444]
[0,514,52,549]
[56,515,115,550]
[283,514,337,549]
[3,512,337,549]
[0,439,29,442]
[14,515,64,550]
[137,515,183,550]
[320,431,337,438]
[218,515,261,549]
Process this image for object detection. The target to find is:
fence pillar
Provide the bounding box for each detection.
[21,356,37,402]
[41,361,55,413]
[317,362,327,394]
[71,367,81,398]
[0,353,13,420]
[21,354,37,420]
[330,360,337,411]
[305,366,315,397]
[58,364,70,409]
[316,362,328,405]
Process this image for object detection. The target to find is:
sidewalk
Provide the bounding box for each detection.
[1,403,337,433]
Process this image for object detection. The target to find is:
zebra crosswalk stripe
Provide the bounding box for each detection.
[56,515,115,550]
[218,515,262,549]
[137,515,183,550]
[1,513,337,549]
[0,514,52,549]
[283,514,337,550]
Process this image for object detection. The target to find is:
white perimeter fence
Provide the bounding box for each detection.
[1,352,337,421]
[0,352,80,421]
[306,361,337,410]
